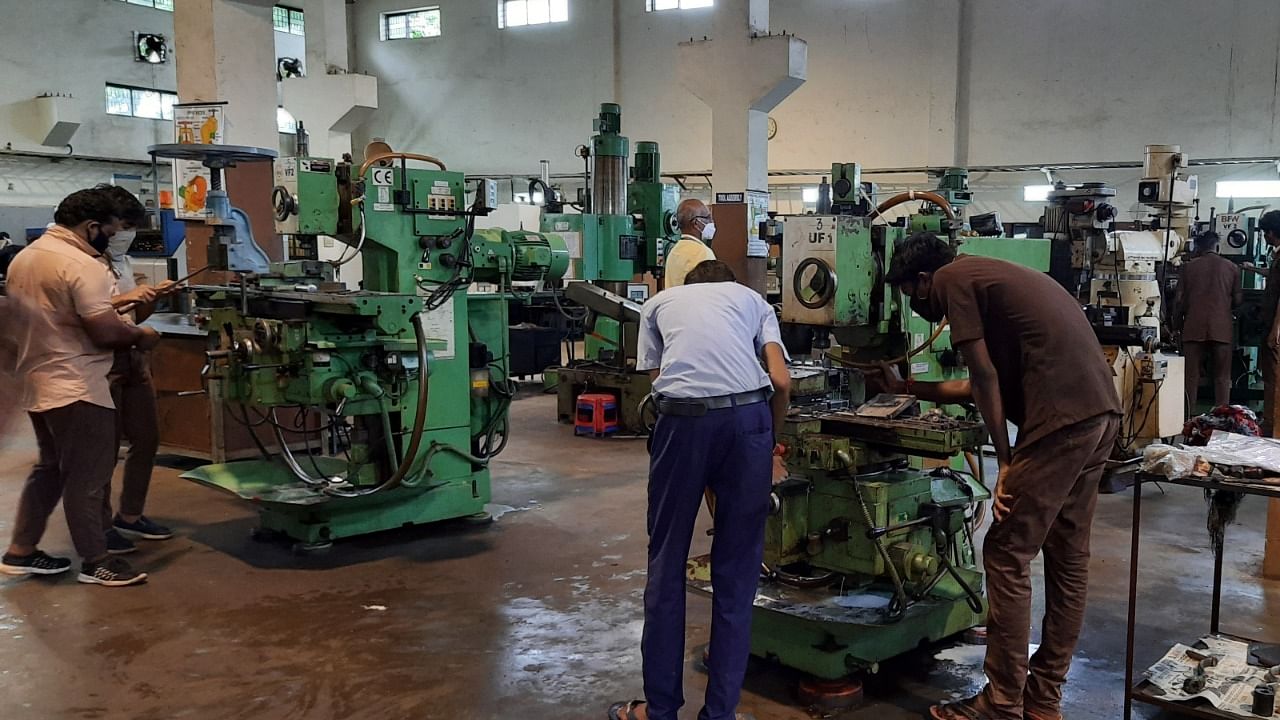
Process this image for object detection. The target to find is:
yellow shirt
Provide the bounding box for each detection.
[6,226,117,412]
[664,235,716,288]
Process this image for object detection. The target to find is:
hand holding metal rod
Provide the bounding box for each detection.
[116,265,209,314]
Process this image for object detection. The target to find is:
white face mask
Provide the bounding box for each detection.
[107,230,136,258]
[701,221,717,242]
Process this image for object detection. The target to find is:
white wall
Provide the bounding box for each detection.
[349,0,1280,222]
[0,0,177,160]
[351,0,617,175]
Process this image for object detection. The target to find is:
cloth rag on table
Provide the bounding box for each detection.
[1182,405,1260,446]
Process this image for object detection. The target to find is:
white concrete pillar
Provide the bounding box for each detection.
[173,0,278,149]
[173,0,280,272]
[678,0,806,194]
[278,0,377,289]
[299,0,350,75]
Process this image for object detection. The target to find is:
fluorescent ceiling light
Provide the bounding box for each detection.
[801,187,819,203]
[1216,180,1280,198]
[1023,185,1054,202]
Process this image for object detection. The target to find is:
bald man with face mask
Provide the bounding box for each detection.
[664,199,717,289]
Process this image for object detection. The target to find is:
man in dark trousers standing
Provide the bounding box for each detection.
[1176,231,1243,410]
[874,233,1121,720]
[1,188,158,587]
[1244,210,1280,433]
[609,260,791,720]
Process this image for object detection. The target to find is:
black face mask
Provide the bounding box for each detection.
[910,294,944,323]
[87,226,110,254]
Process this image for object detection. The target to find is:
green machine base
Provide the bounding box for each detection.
[183,454,490,545]
[687,556,986,680]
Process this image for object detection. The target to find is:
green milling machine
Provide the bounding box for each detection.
[153,143,568,550]
[544,103,682,434]
[688,164,1051,699]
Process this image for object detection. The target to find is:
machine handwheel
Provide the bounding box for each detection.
[1227,228,1249,249]
[793,258,837,309]
[272,185,297,221]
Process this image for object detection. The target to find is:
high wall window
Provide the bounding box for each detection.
[106,84,178,121]
[273,5,305,35]
[499,0,568,28]
[119,0,174,10]
[646,0,713,10]
[382,7,443,40]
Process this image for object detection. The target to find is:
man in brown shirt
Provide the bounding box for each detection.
[1176,232,1242,409]
[876,233,1121,720]
[1,188,159,587]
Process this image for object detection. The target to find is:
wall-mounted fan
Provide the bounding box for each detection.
[135,33,168,64]
[277,57,304,80]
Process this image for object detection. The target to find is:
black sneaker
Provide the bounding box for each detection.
[105,528,137,555]
[113,515,173,541]
[78,557,147,587]
[0,550,72,576]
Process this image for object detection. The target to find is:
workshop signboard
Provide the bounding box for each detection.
[171,102,226,220]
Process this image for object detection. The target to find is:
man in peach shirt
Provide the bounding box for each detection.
[1,188,160,587]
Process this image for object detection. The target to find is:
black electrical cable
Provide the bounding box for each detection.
[474,365,518,458]
[1157,165,1177,325]
[552,286,588,321]
[297,408,332,480]
[229,403,274,460]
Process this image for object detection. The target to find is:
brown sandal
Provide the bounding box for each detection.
[929,695,995,720]
[608,700,646,720]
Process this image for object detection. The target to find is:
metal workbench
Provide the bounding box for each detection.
[1124,471,1280,719]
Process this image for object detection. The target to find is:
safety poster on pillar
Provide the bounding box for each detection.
[746,190,770,258]
[171,102,227,220]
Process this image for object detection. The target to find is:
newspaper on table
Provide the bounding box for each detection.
[1144,637,1269,716]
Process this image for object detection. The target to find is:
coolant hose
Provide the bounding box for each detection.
[828,319,949,370]
[326,314,431,497]
[870,190,957,222]
[358,152,447,178]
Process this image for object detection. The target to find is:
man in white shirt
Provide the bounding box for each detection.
[610,260,791,720]
[98,185,176,552]
[663,199,717,289]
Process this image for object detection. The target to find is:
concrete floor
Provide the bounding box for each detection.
[1,391,1279,720]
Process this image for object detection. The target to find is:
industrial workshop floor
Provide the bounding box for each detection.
[1,391,1278,720]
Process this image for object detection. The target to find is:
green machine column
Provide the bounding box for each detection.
[629,140,680,274]
[590,102,637,289]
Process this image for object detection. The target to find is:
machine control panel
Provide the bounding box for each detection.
[781,215,840,326]
[1216,213,1252,257]
[273,157,339,236]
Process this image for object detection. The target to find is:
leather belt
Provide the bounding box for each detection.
[655,388,771,417]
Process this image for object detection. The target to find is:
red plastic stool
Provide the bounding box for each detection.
[575,393,620,437]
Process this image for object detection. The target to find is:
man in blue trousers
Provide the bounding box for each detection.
[609,260,791,720]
